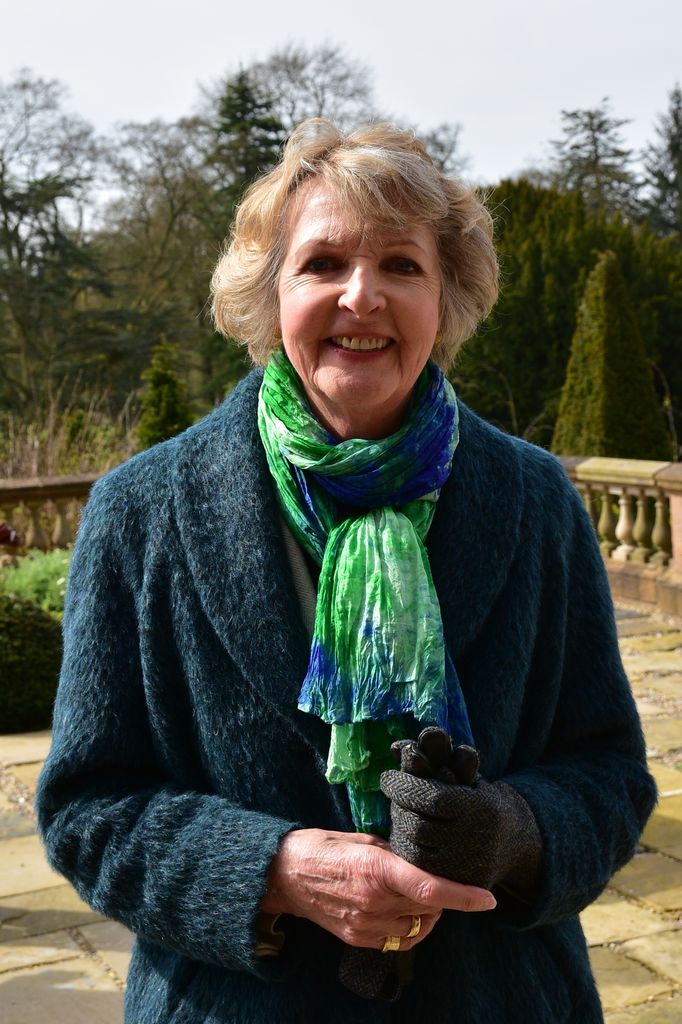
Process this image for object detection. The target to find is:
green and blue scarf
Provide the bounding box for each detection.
[258,351,473,836]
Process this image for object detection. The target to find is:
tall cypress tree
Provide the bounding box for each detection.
[551,251,671,459]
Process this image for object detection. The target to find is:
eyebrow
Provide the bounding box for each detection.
[292,235,431,258]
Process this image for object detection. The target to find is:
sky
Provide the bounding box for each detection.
[2,0,680,184]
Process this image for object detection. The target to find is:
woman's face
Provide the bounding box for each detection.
[277,181,442,440]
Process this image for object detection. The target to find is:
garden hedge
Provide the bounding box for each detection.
[0,593,62,733]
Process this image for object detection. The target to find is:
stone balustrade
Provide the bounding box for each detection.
[2,458,682,615]
[0,474,99,551]
[558,456,682,616]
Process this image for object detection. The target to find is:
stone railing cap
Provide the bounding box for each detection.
[574,457,672,487]
[0,473,99,503]
[655,464,682,493]
[556,456,589,480]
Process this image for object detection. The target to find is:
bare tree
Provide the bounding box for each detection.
[245,43,378,132]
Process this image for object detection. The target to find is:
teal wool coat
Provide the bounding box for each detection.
[36,370,656,1024]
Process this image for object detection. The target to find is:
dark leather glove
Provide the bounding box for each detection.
[381,728,542,895]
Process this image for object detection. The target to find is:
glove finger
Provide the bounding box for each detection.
[389,814,474,882]
[390,739,434,776]
[390,804,459,848]
[390,806,495,887]
[450,744,480,786]
[416,727,453,771]
[380,770,465,817]
[390,739,412,762]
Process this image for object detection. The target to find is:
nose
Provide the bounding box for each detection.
[338,264,386,317]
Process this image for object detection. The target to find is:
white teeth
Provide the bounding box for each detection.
[332,336,391,350]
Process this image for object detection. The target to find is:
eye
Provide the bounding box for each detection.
[387,257,420,274]
[304,256,337,274]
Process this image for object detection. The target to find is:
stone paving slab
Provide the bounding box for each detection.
[633,676,682,702]
[621,929,682,986]
[0,958,124,1024]
[649,761,682,796]
[0,885,105,944]
[644,718,682,756]
[0,835,63,899]
[617,618,681,638]
[0,793,36,841]
[0,928,82,974]
[641,795,682,860]
[580,890,672,946]
[621,633,682,654]
[78,921,134,983]
[611,852,682,912]
[623,652,682,677]
[0,732,51,767]
[9,763,43,793]
[636,698,669,718]
[589,945,674,1011]
[606,994,682,1023]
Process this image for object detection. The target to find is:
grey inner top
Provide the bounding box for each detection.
[280,517,317,640]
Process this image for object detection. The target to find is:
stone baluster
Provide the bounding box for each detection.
[51,498,74,547]
[582,486,599,531]
[630,490,654,563]
[598,486,618,556]
[613,489,636,562]
[650,491,672,568]
[22,499,49,550]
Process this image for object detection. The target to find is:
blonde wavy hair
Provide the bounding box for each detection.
[211,118,498,370]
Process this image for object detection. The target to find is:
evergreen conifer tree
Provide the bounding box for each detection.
[550,99,639,217]
[137,339,193,449]
[207,70,285,221]
[642,83,682,237]
[551,251,671,458]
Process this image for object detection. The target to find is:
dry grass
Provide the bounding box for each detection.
[0,389,140,480]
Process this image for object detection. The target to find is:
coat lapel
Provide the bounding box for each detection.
[427,403,524,661]
[172,371,320,733]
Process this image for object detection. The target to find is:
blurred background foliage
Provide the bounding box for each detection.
[1,49,681,477]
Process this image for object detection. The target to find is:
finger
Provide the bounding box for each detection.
[396,909,440,944]
[338,830,392,851]
[345,911,441,952]
[380,852,496,913]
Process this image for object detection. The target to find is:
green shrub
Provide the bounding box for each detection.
[0,548,72,615]
[0,594,62,733]
[137,340,193,449]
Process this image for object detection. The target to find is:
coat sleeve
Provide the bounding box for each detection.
[493,457,657,929]
[35,474,301,978]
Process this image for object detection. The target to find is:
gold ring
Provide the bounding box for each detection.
[406,915,421,939]
[382,934,401,953]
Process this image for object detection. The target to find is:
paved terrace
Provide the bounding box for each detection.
[1,604,681,1023]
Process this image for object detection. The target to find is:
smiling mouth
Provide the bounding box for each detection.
[328,336,394,351]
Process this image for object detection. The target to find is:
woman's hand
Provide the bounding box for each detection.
[261,827,496,951]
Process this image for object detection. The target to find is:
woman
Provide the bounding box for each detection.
[37,120,656,1023]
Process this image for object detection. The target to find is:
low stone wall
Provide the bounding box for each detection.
[559,457,682,618]
[2,457,682,616]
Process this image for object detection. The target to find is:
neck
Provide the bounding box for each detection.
[307,394,411,441]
